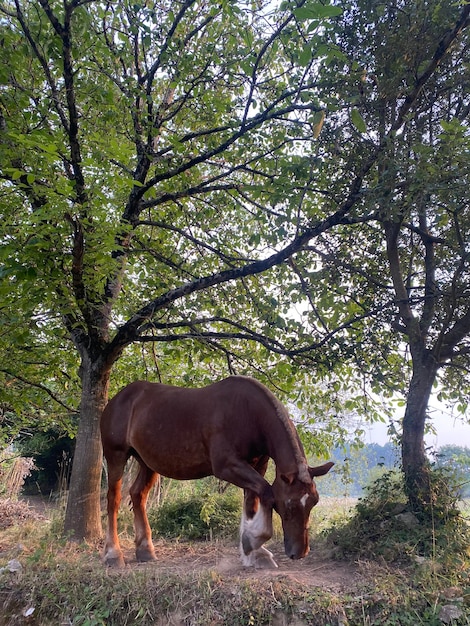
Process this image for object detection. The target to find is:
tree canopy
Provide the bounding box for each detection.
[0,0,469,537]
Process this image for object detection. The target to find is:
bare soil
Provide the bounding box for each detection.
[119,539,361,592]
[0,497,360,594]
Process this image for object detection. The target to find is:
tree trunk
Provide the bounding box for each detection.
[64,357,111,541]
[402,348,439,514]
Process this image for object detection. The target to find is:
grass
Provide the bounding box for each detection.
[0,482,469,626]
[0,555,346,626]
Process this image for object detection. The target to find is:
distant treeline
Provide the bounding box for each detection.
[317,443,470,497]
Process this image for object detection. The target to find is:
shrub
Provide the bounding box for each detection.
[325,468,470,576]
[149,489,242,541]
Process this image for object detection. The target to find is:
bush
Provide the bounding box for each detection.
[149,488,242,541]
[325,468,470,575]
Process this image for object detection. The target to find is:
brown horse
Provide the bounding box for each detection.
[100,376,333,568]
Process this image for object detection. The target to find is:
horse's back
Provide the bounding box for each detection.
[100,376,273,455]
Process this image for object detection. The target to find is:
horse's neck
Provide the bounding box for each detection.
[240,378,308,479]
[265,409,308,479]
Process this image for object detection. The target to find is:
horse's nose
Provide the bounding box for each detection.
[285,539,309,560]
[285,542,303,559]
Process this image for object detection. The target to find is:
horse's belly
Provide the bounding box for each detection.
[129,430,214,480]
[142,454,213,480]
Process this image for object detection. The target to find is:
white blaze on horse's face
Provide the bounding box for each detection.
[272,473,319,560]
[300,493,310,508]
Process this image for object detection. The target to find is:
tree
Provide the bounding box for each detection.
[1,0,466,541]
[0,0,356,540]
[300,0,470,511]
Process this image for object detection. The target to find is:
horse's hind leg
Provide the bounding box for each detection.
[103,451,127,568]
[130,460,158,562]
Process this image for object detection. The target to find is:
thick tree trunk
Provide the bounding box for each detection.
[402,349,439,514]
[64,357,111,541]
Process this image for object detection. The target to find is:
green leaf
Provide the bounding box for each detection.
[298,46,313,67]
[350,108,367,133]
[294,3,343,20]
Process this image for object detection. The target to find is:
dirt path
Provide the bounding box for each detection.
[117,539,360,592]
[2,498,360,593]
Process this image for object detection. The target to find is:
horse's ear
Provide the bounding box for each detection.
[308,461,334,478]
[281,472,297,485]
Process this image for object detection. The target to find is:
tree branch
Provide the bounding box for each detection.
[392,3,470,132]
[0,369,77,413]
[104,1,470,365]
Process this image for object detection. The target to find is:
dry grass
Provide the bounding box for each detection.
[0,497,469,626]
[0,499,47,531]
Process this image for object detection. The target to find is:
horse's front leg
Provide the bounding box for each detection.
[240,489,278,569]
[103,471,126,568]
[213,452,278,569]
[130,462,159,562]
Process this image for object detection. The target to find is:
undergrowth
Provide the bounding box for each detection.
[113,486,242,543]
[0,474,469,625]
[148,488,242,541]
[325,469,470,586]
[2,537,469,626]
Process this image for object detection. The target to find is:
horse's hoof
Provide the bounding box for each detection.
[136,548,156,562]
[104,553,125,568]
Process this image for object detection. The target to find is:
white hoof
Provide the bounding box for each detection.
[103,546,125,568]
[240,546,278,569]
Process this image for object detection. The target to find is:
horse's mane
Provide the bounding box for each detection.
[233,376,310,482]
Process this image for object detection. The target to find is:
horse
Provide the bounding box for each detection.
[100,376,333,569]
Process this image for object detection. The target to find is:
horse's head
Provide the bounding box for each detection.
[272,461,334,559]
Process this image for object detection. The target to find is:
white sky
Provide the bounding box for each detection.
[364,410,470,449]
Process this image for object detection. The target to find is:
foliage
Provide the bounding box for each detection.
[0,0,354,393]
[15,428,74,496]
[148,487,242,541]
[435,445,470,497]
[325,469,470,580]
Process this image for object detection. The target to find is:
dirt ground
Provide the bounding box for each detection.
[0,497,360,594]
[121,539,361,592]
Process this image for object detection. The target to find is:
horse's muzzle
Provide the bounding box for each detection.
[284,539,309,560]
[288,548,307,560]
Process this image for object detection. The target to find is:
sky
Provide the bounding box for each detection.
[364,406,470,450]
